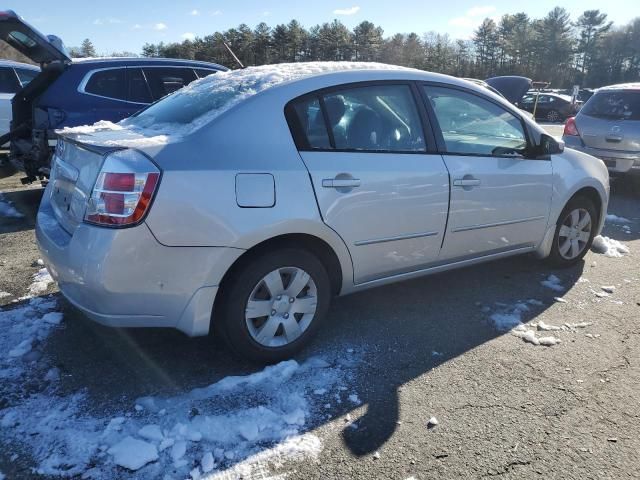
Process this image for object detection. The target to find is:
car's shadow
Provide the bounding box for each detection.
[603,177,640,242]
[0,188,43,234]
[32,250,585,471]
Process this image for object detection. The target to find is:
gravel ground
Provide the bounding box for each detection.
[0,156,639,479]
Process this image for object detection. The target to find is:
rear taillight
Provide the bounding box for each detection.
[563,117,579,136]
[85,150,160,227]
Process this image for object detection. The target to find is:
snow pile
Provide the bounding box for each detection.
[512,325,561,346]
[59,120,124,135]
[25,267,55,298]
[61,62,415,147]
[540,274,565,292]
[0,351,360,478]
[0,194,23,218]
[0,296,61,380]
[489,301,532,331]
[592,235,630,258]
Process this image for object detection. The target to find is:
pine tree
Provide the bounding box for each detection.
[80,38,97,58]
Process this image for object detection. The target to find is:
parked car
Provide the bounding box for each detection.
[518,92,578,122]
[563,83,640,177]
[0,10,226,181]
[37,62,609,362]
[0,59,39,144]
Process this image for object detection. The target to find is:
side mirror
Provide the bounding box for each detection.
[539,133,564,155]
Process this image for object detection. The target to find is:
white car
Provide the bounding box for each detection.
[0,60,39,144]
[38,62,610,362]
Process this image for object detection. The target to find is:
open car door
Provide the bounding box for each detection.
[0,10,70,64]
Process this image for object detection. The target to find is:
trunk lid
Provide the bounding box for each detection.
[485,76,532,105]
[0,10,71,64]
[576,89,640,152]
[48,137,113,234]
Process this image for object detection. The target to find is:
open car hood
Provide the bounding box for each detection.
[485,76,532,105]
[0,10,70,64]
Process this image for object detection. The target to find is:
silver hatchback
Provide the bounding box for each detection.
[36,62,609,362]
[563,83,640,176]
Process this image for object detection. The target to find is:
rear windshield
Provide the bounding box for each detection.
[582,91,640,120]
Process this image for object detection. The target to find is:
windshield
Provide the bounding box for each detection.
[582,91,640,120]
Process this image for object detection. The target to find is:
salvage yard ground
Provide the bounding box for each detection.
[0,146,639,479]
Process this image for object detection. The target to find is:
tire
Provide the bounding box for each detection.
[216,248,331,363]
[546,110,561,123]
[546,196,598,267]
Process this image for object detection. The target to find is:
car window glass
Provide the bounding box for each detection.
[143,67,197,100]
[127,68,152,103]
[0,67,20,93]
[290,97,331,149]
[8,31,37,48]
[582,91,640,121]
[85,68,127,100]
[424,86,527,156]
[194,68,217,79]
[321,84,425,152]
[15,68,38,87]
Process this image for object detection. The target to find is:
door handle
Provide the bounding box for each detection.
[322,178,361,189]
[453,178,481,187]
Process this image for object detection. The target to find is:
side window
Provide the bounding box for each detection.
[0,67,20,94]
[143,67,197,100]
[84,69,127,100]
[127,68,152,104]
[289,97,332,149]
[194,68,217,79]
[424,86,527,156]
[322,84,425,152]
[15,68,39,87]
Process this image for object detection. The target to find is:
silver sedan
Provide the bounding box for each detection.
[37,62,609,362]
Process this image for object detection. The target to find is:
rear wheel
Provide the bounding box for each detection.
[546,196,598,267]
[216,248,331,363]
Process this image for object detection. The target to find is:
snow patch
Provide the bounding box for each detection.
[0,194,23,218]
[605,214,631,224]
[108,436,158,471]
[540,274,564,292]
[592,235,630,258]
[26,268,55,298]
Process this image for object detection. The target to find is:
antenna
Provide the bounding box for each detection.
[222,41,245,69]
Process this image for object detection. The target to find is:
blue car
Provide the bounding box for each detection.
[0,10,227,181]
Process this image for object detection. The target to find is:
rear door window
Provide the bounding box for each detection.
[84,68,127,100]
[143,67,197,100]
[582,91,640,120]
[0,67,20,93]
[15,68,39,87]
[127,68,152,104]
[288,97,332,149]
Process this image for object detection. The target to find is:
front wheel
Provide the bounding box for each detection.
[546,196,598,267]
[216,248,331,363]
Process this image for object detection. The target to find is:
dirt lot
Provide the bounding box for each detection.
[0,158,639,479]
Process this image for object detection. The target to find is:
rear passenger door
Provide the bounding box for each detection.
[422,84,552,261]
[82,68,130,121]
[143,67,197,101]
[288,82,450,284]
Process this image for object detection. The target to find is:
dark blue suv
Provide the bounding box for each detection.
[0,10,227,181]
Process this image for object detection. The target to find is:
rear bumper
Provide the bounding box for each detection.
[36,194,243,336]
[563,138,640,175]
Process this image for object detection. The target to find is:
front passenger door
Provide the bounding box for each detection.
[422,85,552,261]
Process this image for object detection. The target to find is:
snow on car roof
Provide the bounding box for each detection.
[60,62,417,147]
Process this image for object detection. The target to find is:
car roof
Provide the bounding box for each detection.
[597,82,640,92]
[70,57,227,71]
[0,59,39,70]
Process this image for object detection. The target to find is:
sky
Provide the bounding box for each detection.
[16,0,634,55]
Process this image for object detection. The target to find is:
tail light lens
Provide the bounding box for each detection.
[563,117,579,136]
[85,149,160,227]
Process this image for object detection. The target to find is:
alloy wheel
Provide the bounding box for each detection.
[245,267,318,347]
[557,208,592,260]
